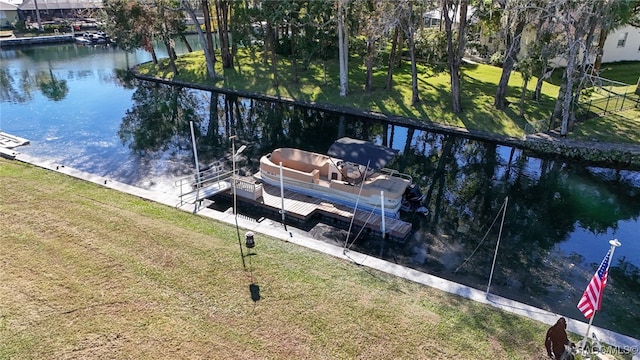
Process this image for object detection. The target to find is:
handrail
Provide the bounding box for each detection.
[175,163,230,189]
[378,167,413,183]
[175,163,234,206]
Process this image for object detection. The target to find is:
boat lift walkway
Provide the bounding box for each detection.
[175,163,233,206]
[3,134,638,356]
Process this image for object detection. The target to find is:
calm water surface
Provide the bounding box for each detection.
[1,41,638,338]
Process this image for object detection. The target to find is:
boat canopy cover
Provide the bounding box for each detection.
[327,137,398,170]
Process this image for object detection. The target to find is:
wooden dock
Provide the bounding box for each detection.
[228,177,412,241]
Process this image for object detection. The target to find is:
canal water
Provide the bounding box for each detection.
[1,41,638,339]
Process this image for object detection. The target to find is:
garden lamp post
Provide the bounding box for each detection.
[230,135,247,269]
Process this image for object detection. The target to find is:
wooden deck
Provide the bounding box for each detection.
[240,180,412,241]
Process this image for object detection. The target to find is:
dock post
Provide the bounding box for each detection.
[380,191,386,235]
[189,121,201,213]
[279,162,286,226]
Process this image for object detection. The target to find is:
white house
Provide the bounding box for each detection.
[601,25,640,63]
[482,23,640,67]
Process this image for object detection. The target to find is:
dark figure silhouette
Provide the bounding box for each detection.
[545,317,573,359]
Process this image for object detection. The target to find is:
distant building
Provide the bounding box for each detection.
[19,0,102,22]
[0,0,19,27]
[600,25,640,64]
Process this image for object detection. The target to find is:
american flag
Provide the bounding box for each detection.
[577,248,612,319]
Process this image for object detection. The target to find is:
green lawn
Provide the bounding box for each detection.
[136,49,640,146]
[2,158,632,359]
[598,61,640,85]
[136,49,560,139]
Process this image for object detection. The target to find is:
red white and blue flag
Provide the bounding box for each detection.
[577,248,612,319]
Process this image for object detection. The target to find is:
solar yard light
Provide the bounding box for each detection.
[245,231,255,249]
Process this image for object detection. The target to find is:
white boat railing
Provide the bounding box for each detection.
[378,167,413,183]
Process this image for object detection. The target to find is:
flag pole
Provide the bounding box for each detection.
[580,315,596,354]
[579,239,621,353]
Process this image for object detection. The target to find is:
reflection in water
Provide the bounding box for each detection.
[118,81,640,338]
[38,68,68,101]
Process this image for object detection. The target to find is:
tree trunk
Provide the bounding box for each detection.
[267,22,279,87]
[385,25,399,91]
[262,21,269,65]
[559,46,577,136]
[291,22,298,83]
[494,20,525,110]
[534,66,549,102]
[150,46,158,64]
[163,37,178,75]
[183,0,216,79]
[202,0,216,62]
[594,27,607,72]
[443,0,455,108]
[365,38,374,92]
[519,76,529,117]
[443,0,467,114]
[216,0,233,68]
[408,2,419,105]
[395,28,403,68]
[180,34,193,52]
[338,0,348,97]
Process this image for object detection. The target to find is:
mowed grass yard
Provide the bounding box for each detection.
[0,158,582,359]
[136,49,640,145]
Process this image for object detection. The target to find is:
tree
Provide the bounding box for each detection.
[551,0,603,136]
[202,0,216,65]
[155,0,183,76]
[261,0,288,87]
[384,24,400,91]
[215,0,234,68]
[359,0,381,93]
[529,14,561,103]
[104,0,185,71]
[517,58,533,117]
[493,0,532,110]
[442,0,469,113]
[298,0,335,82]
[180,0,218,79]
[337,0,349,96]
[103,0,150,56]
[404,0,419,105]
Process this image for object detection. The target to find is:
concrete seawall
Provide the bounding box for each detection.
[0,34,75,48]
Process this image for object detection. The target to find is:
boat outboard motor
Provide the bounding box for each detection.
[402,184,428,214]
